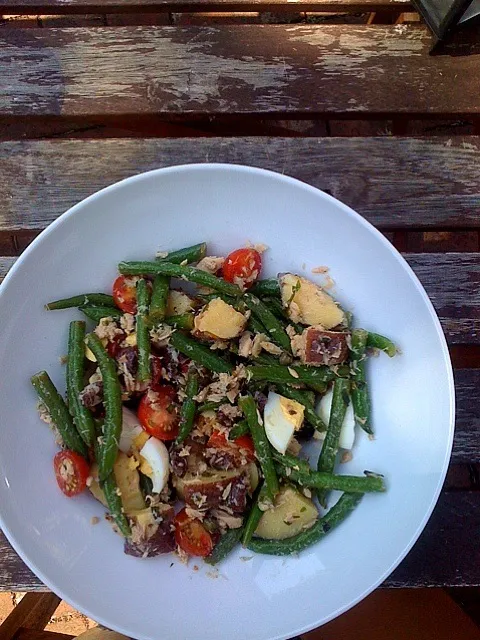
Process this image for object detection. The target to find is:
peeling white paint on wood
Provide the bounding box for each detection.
[0,25,479,116]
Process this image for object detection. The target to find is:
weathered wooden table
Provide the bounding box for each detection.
[0,0,479,609]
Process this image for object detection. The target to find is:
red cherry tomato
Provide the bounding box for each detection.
[174,508,214,557]
[137,386,179,441]
[207,430,255,462]
[223,248,262,289]
[54,450,90,497]
[112,275,138,314]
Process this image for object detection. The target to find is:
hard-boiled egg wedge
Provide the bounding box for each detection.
[118,407,149,454]
[139,437,170,494]
[264,391,305,455]
[315,387,356,451]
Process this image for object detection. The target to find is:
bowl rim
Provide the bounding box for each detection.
[0,163,455,639]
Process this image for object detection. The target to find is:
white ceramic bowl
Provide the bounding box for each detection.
[0,165,454,640]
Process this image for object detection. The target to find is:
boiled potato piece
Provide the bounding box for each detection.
[194,298,246,340]
[255,485,318,540]
[280,273,344,329]
[173,467,249,513]
[113,452,146,515]
[166,290,194,316]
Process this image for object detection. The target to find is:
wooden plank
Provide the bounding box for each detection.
[386,492,480,587]
[0,138,479,231]
[14,631,74,640]
[405,254,480,346]
[454,369,480,463]
[0,593,60,638]
[0,26,478,118]
[0,0,412,14]
[0,490,478,590]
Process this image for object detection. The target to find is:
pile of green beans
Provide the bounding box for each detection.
[35,241,396,558]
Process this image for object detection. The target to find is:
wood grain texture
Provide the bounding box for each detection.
[0,26,479,118]
[14,631,74,640]
[386,492,480,587]
[1,491,478,590]
[405,254,480,345]
[0,593,60,638]
[0,138,479,231]
[0,0,412,13]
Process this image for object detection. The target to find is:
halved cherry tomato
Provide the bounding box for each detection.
[54,450,90,497]
[137,385,179,440]
[223,248,262,289]
[207,430,255,462]
[174,508,214,557]
[112,275,138,314]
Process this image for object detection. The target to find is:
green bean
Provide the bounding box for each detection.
[205,526,243,565]
[264,297,303,334]
[276,384,327,432]
[118,261,241,297]
[229,419,250,440]
[247,314,268,336]
[308,382,328,394]
[198,400,224,413]
[67,321,95,446]
[176,373,199,444]
[345,311,354,329]
[101,473,131,538]
[170,332,233,374]
[85,334,122,481]
[350,329,372,435]
[252,352,280,366]
[164,313,194,331]
[303,389,316,406]
[79,306,122,322]
[246,492,362,556]
[31,371,87,457]
[239,395,279,500]
[317,378,350,507]
[149,275,169,323]
[243,294,291,353]
[45,293,115,311]
[276,465,385,493]
[366,331,397,357]
[136,279,151,383]
[242,484,269,546]
[272,449,312,473]
[156,242,207,265]
[250,279,281,298]
[248,364,349,385]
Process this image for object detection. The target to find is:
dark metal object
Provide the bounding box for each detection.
[412,0,478,40]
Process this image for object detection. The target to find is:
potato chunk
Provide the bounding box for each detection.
[194,298,247,340]
[280,273,344,328]
[166,290,194,316]
[255,485,318,540]
[174,467,249,513]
